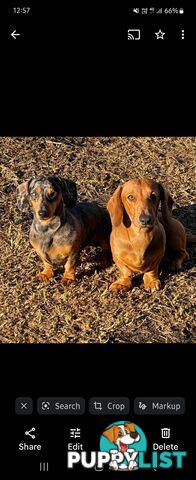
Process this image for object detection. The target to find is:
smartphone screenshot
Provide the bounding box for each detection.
[0,1,195,477]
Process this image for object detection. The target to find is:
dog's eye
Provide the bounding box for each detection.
[127,195,134,201]
[150,193,157,203]
[31,191,37,199]
[46,191,56,200]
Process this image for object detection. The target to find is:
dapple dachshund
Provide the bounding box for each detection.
[17,176,111,284]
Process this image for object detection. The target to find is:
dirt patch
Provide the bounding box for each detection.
[0,136,195,343]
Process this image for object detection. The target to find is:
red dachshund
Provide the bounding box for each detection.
[107,179,188,292]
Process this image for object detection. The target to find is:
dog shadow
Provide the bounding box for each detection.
[172,203,196,233]
[53,249,112,282]
[172,203,196,263]
[77,250,113,280]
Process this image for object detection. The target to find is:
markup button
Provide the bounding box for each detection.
[134,397,185,415]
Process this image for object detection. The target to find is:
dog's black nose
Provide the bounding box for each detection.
[139,213,152,226]
[38,209,48,219]
[130,432,138,439]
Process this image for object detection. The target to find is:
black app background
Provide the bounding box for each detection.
[1,345,194,476]
[1,1,195,477]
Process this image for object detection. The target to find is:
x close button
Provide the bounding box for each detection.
[15,397,33,415]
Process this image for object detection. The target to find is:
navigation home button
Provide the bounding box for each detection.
[134,397,185,415]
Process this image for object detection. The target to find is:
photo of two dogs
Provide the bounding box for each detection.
[1,136,195,343]
[17,175,190,293]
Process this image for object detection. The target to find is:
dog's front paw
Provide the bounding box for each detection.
[109,461,118,471]
[61,275,75,286]
[109,279,131,292]
[144,277,161,292]
[128,460,138,471]
[36,271,53,282]
[119,464,128,470]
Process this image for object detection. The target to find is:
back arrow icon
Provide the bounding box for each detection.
[11,30,21,39]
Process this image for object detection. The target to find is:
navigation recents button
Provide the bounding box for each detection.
[40,462,49,472]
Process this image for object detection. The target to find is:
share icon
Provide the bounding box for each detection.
[25,427,36,439]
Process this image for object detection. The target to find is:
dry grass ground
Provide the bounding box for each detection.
[0,136,195,344]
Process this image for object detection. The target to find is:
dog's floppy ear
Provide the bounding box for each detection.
[124,423,136,433]
[49,176,77,208]
[107,185,123,227]
[61,179,77,208]
[103,426,115,443]
[125,423,139,439]
[17,179,32,211]
[158,183,174,223]
[124,423,136,432]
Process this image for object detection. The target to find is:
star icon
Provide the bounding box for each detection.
[155,29,165,39]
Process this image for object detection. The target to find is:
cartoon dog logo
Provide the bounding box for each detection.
[102,422,140,471]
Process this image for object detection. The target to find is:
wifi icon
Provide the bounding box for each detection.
[128,29,141,40]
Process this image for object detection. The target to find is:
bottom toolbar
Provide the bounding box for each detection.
[15,396,186,415]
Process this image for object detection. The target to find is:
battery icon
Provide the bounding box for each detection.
[179,8,184,14]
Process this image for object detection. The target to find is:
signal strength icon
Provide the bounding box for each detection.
[156,8,163,14]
